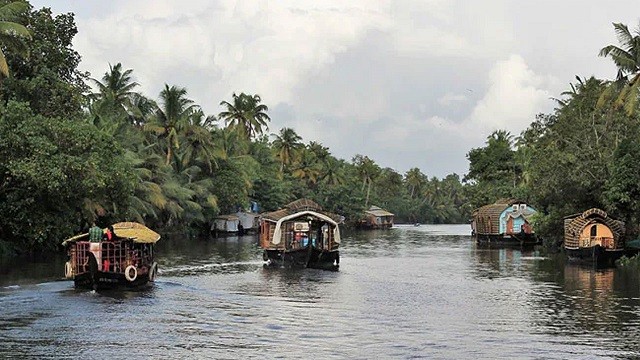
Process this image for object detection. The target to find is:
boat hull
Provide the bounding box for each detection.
[74,271,152,290]
[474,233,540,247]
[264,248,339,270]
[565,245,625,267]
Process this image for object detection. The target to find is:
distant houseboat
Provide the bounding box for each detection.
[211,214,240,235]
[563,208,625,266]
[471,199,539,246]
[260,199,341,269]
[358,206,394,229]
[211,211,260,236]
[62,222,160,290]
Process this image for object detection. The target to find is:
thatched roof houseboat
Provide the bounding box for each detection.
[260,199,341,269]
[358,206,394,229]
[563,208,625,266]
[62,222,160,290]
[471,199,539,246]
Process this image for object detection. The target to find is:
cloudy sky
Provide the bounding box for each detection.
[33,1,639,178]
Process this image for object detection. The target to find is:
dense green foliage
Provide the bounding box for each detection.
[2,4,640,255]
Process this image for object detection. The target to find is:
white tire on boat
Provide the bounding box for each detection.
[149,262,158,282]
[64,261,73,279]
[125,265,137,282]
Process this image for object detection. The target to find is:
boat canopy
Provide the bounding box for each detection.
[271,210,341,245]
[62,222,160,246]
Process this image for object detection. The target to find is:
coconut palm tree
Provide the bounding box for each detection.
[219,92,270,140]
[145,84,199,166]
[90,63,139,110]
[0,1,30,79]
[272,127,303,173]
[353,154,380,207]
[292,148,322,186]
[598,22,640,115]
[404,167,425,199]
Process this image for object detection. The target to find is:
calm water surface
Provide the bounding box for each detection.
[2,224,640,359]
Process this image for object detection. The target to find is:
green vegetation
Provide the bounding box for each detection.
[1,3,639,255]
[0,2,473,255]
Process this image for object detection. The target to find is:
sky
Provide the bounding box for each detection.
[31,0,640,178]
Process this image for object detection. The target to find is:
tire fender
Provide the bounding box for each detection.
[64,261,73,279]
[125,265,138,282]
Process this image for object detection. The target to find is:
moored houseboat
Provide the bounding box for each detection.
[471,199,539,246]
[260,199,341,269]
[563,208,625,266]
[62,222,160,290]
[357,206,394,229]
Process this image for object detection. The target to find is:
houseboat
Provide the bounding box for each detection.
[211,211,260,236]
[62,222,160,290]
[260,199,341,269]
[471,199,539,246]
[357,206,394,229]
[563,208,625,266]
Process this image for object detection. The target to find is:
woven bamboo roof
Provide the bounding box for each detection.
[261,199,341,222]
[563,208,625,246]
[62,222,160,245]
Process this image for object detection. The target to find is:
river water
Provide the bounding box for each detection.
[2,224,640,359]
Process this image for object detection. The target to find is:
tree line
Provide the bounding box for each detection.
[0,2,471,255]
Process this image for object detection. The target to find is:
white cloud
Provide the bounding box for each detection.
[468,54,556,136]
[33,0,640,177]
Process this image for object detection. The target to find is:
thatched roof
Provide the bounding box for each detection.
[563,208,625,248]
[365,206,394,217]
[62,222,160,246]
[261,199,341,222]
[472,199,535,235]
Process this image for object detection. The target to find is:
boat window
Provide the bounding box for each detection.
[520,204,526,210]
[590,225,597,237]
[512,205,518,211]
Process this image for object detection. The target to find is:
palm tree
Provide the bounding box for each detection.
[272,127,303,173]
[219,92,270,140]
[179,109,218,173]
[405,167,425,199]
[145,84,199,166]
[599,22,640,115]
[0,1,30,79]
[292,148,322,186]
[353,154,380,207]
[91,63,139,108]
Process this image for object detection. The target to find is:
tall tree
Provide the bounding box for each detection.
[145,84,199,166]
[3,6,87,118]
[272,127,303,173]
[598,22,640,115]
[218,92,270,140]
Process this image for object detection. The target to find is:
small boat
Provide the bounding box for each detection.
[260,199,341,269]
[471,199,540,247]
[62,222,160,290]
[563,208,625,266]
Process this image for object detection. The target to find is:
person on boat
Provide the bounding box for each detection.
[238,223,244,236]
[89,222,103,243]
[103,225,116,241]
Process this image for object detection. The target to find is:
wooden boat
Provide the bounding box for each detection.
[62,222,160,290]
[260,199,341,269]
[563,208,625,266]
[471,199,539,247]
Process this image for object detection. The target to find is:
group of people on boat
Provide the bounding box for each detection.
[89,223,116,242]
